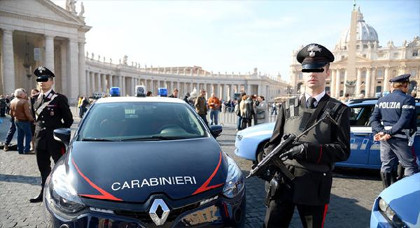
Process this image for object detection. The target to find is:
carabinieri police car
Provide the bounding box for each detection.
[44,97,245,227]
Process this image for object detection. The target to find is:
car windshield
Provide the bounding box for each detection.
[78,101,207,141]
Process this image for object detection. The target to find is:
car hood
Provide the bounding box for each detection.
[65,138,228,203]
[379,173,420,226]
[238,122,275,136]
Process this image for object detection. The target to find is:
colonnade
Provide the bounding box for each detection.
[328,67,409,98]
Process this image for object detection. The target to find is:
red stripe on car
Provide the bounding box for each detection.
[192,151,224,195]
[72,158,122,201]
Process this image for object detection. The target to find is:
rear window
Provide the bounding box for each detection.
[78,102,206,141]
[350,103,420,127]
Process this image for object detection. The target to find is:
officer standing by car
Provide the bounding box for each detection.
[29,66,74,203]
[261,43,350,228]
[369,74,418,189]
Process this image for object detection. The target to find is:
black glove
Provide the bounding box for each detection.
[282,143,306,160]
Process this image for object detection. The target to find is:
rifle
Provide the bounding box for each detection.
[247,113,338,179]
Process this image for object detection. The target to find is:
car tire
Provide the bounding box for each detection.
[255,141,269,164]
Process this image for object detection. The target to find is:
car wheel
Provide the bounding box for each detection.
[255,141,269,164]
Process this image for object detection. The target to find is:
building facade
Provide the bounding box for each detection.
[290,7,420,99]
[0,0,289,103]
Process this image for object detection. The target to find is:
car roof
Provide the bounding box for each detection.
[94,96,186,104]
[347,97,420,106]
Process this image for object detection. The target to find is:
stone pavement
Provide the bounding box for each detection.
[0,107,383,227]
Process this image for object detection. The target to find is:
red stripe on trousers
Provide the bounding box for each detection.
[321,204,328,228]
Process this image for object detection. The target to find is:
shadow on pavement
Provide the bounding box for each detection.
[241,170,374,228]
[333,167,380,181]
[0,174,41,186]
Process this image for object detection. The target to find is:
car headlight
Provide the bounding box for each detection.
[222,156,244,198]
[378,198,408,227]
[45,164,86,217]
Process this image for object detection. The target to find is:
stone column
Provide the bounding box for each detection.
[335,70,341,98]
[95,73,102,92]
[86,71,91,96]
[224,84,228,100]
[68,39,79,100]
[330,70,336,98]
[2,29,15,95]
[60,42,68,95]
[365,68,371,98]
[371,68,377,95]
[384,67,390,93]
[78,42,87,96]
[122,76,126,96]
[45,35,55,72]
[355,68,362,96]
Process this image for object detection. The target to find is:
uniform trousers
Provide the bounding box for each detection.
[264,198,328,228]
[35,141,64,186]
[380,137,418,176]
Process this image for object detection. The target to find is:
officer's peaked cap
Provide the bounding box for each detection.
[34,66,55,82]
[389,74,411,83]
[297,43,334,70]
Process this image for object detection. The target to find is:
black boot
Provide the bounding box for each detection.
[390,170,398,185]
[29,187,44,203]
[380,172,392,189]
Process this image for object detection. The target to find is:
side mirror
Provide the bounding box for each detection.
[53,128,71,146]
[209,125,223,138]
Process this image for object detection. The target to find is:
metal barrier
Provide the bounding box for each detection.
[217,110,277,127]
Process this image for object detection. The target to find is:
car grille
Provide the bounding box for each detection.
[114,202,200,224]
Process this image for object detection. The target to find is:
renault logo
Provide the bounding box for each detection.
[149,199,170,226]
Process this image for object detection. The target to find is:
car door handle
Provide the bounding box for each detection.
[354,133,370,136]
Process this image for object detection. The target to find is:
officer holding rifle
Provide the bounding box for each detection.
[258,43,350,228]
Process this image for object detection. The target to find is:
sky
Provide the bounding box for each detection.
[52,0,420,82]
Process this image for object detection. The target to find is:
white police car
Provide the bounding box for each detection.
[234,98,420,169]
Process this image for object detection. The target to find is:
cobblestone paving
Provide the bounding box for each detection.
[0,112,382,227]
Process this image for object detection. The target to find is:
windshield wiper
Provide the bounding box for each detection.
[120,136,188,141]
[81,138,114,141]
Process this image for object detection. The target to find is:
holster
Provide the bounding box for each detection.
[265,175,280,206]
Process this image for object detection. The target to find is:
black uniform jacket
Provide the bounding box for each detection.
[265,94,350,205]
[34,90,73,150]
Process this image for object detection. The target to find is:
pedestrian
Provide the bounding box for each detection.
[194,89,208,126]
[252,95,258,125]
[271,102,277,115]
[235,92,246,131]
[146,91,153,97]
[30,88,40,151]
[369,73,419,189]
[260,43,350,228]
[208,93,221,125]
[0,95,6,117]
[240,95,253,129]
[169,88,179,98]
[29,66,73,203]
[256,95,267,124]
[3,93,16,151]
[79,96,89,118]
[10,88,34,154]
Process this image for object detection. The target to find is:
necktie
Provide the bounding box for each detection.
[307,97,316,109]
